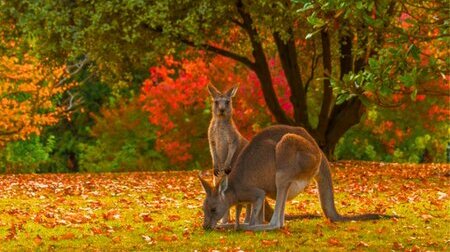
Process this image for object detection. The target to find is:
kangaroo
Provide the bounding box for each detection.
[200,125,391,230]
[207,84,247,179]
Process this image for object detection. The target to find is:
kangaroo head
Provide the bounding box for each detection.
[199,174,230,229]
[207,84,238,118]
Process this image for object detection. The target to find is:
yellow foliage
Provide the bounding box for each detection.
[0,54,77,145]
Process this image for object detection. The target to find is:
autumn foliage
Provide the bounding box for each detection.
[0,55,75,146]
[139,54,295,166]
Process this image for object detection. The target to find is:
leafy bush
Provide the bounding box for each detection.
[78,97,166,172]
[0,135,55,173]
[336,101,449,163]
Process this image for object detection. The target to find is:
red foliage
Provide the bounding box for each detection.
[140,54,291,166]
[140,56,208,165]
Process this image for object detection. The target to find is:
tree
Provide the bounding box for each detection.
[1,0,448,157]
[0,54,75,146]
[78,97,165,172]
[336,83,449,162]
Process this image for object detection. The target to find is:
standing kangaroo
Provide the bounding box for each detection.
[200,125,391,230]
[207,84,247,179]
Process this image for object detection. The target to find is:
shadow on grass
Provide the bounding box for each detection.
[285,214,322,220]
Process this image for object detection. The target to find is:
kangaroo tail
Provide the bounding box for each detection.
[315,155,343,221]
[316,155,395,222]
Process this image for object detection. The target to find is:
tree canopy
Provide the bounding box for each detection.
[0,0,448,158]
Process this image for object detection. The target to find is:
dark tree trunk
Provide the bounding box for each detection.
[315,29,334,147]
[236,1,293,125]
[324,97,364,159]
[273,31,309,129]
[316,31,365,160]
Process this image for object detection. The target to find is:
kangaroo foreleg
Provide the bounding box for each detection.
[249,189,266,226]
[235,204,242,230]
[243,203,252,223]
[220,209,230,224]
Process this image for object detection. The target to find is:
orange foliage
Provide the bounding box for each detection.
[0,55,75,145]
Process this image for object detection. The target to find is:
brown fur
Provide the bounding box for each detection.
[207,84,248,178]
[200,125,392,230]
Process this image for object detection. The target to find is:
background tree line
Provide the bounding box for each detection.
[0,0,448,173]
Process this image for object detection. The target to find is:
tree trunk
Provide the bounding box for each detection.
[273,31,309,128]
[323,97,364,160]
[236,1,293,125]
[314,31,366,160]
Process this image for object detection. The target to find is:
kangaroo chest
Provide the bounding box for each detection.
[210,122,239,163]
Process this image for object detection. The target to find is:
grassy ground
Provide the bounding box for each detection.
[0,161,448,251]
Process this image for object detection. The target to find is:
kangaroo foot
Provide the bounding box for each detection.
[241,223,281,231]
[215,223,235,230]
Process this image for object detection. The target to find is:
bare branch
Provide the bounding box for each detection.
[57,55,89,87]
[305,41,320,93]
[178,38,256,70]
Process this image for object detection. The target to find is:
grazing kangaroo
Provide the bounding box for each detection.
[200,125,391,230]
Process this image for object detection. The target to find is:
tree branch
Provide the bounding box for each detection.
[304,41,320,93]
[316,29,333,136]
[235,0,293,125]
[273,30,310,128]
[178,38,256,70]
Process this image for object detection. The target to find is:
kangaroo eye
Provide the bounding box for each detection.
[225,100,230,105]
[214,101,219,105]
[210,208,216,213]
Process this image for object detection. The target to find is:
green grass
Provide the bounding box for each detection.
[0,162,449,251]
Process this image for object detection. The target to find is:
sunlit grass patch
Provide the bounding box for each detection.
[0,162,449,251]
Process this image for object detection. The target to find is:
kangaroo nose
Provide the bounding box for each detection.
[219,108,225,113]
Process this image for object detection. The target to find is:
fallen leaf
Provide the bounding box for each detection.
[420,214,433,222]
[5,223,17,240]
[346,225,360,232]
[159,234,178,242]
[357,241,369,247]
[393,242,403,250]
[376,226,387,234]
[327,237,341,246]
[437,191,448,200]
[182,228,190,238]
[140,213,153,222]
[91,227,103,235]
[34,235,43,245]
[410,245,421,252]
[103,209,120,220]
[60,232,75,240]
[168,215,180,221]
[111,236,121,243]
[261,239,278,246]
[142,235,156,245]
[280,227,292,236]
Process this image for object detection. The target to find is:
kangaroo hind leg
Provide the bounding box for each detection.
[244,172,291,231]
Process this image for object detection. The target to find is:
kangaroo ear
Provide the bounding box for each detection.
[218,176,228,196]
[225,86,238,98]
[207,84,221,98]
[198,173,212,196]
